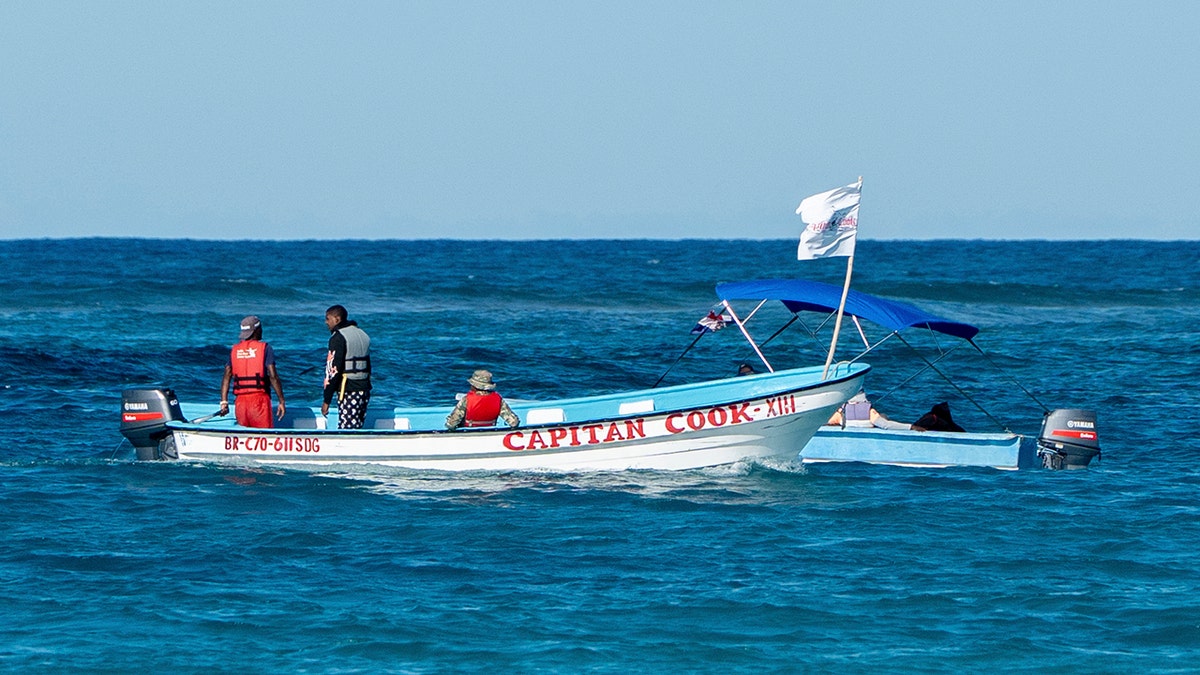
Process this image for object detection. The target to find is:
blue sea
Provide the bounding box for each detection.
[2,238,1199,672]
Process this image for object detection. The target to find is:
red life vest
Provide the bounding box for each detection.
[463,390,503,427]
[231,340,269,396]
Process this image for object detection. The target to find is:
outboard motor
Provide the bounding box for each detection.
[1036,409,1101,470]
[119,388,184,460]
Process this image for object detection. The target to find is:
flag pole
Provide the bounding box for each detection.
[820,175,862,380]
[796,176,862,379]
[822,254,854,379]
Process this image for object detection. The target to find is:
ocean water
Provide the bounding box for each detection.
[1,238,1198,672]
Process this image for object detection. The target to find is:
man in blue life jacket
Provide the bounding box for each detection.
[321,305,372,429]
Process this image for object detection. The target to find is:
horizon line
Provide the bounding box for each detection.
[2,236,1197,244]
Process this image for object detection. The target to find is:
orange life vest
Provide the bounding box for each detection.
[231,340,269,396]
[463,390,503,427]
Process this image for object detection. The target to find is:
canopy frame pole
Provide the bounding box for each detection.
[792,316,834,355]
[894,333,1011,432]
[813,313,835,334]
[969,339,1050,413]
[794,312,895,364]
[846,331,902,364]
[851,315,871,350]
[724,300,774,373]
[758,315,799,348]
[652,331,706,389]
[873,338,965,402]
[822,255,855,379]
[741,299,769,324]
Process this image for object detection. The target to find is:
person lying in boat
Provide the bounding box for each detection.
[911,401,965,432]
[736,363,757,376]
[825,391,911,430]
[445,370,521,431]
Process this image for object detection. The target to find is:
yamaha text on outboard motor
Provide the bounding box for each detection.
[1036,408,1101,470]
[119,388,185,460]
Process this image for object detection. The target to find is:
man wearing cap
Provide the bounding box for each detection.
[445,370,520,431]
[219,315,286,428]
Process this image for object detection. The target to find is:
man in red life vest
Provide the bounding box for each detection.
[445,370,520,431]
[219,315,286,428]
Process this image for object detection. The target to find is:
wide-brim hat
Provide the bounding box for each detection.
[468,369,497,391]
[239,315,261,339]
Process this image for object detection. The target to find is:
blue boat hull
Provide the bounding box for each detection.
[800,425,1037,470]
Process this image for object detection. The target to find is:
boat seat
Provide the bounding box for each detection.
[618,399,654,415]
[276,407,323,430]
[374,417,413,430]
[287,414,321,429]
[525,408,565,424]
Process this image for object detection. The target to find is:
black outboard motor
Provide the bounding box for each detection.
[119,388,185,460]
[1036,409,1101,470]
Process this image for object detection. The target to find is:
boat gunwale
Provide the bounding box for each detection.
[167,363,871,437]
[813,425,1022,443]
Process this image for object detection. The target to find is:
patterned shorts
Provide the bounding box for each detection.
[337,390,371,429]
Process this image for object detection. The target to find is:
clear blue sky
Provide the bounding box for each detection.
[1,1,1195,240]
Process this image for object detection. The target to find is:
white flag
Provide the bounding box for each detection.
[796,178,861,260]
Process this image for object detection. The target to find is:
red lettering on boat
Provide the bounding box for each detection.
[581,424,604,444]
[527,430,549,450]
[623,419,646,440]
[603,422,624,443]
[503,431,526,451]
[707,407,728,427]
[729,403,753,424]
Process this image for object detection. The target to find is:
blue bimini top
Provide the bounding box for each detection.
[715,278,979,341]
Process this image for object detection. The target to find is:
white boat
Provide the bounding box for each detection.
[713,279,1100,470]
[119,361,869,471]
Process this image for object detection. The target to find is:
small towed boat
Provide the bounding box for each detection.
[803,425,1037,470]
[713,279,1101,470]
[120,362,869,471]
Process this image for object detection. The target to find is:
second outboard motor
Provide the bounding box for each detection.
[119,388,185,460]
[1036,409,1101,470]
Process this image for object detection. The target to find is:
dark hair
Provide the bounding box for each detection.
[325,304,348,321]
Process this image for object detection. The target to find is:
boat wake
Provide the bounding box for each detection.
[303,454,812,507]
